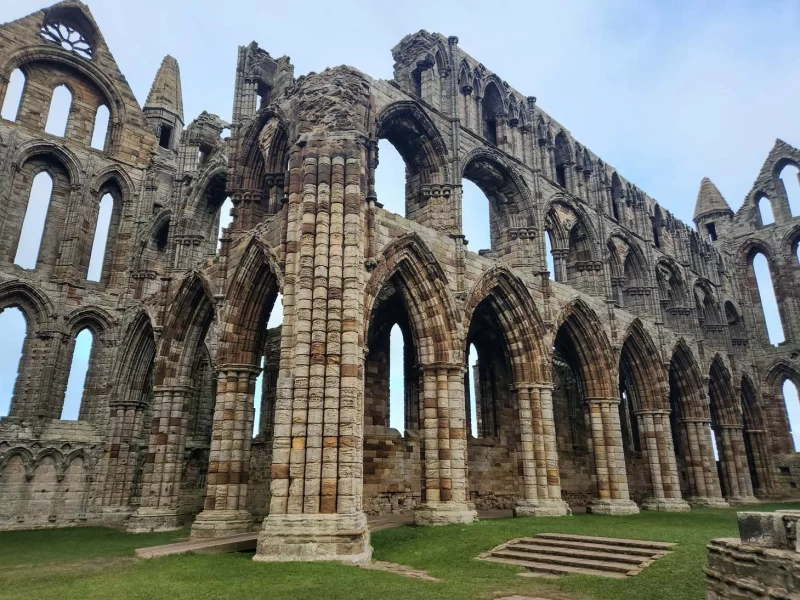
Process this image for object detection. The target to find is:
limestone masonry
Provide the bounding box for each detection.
[0,1,799,563]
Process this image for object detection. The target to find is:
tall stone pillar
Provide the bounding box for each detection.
[585,398,640,515]
[636,409,690,511]
[100,401,146,522]
[678,418,729,507]
[716,425,757,505]
[127,384,193,531]
[413,364,477,525]
[255,70,373,563]
[744,429,776,497]
[513,384,569,516]
[192,365,261,538]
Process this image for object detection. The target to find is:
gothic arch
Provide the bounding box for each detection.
[377,101,449,176]
[0,280,55,326]
[463,267,549,384]
[218,236,282,366]
[669,339,710,421]
[365,233,461,365]
[619,319,668,411]
[12,140,83,185]
[64,305,113,337]
[236,107,290,191]
[553,298,615,398]
[543,194,598,249]
[0,448,34,480]
[708,354,742,427]
[90,165,135,202]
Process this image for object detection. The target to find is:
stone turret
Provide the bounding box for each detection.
[693,177,732,243]
[144,55,184,151]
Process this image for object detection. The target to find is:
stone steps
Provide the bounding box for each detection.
[480,533,674,578]
[135,533,258,559]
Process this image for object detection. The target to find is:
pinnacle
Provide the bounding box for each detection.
[145,55,184,122]
[693,177,731,221]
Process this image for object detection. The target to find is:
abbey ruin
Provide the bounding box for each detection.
[0,1,799,563]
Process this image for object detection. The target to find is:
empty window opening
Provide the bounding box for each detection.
[252,354,265,438]
[197,143,213,168]
[784,380,800,451]
[374,139,406,217]
[484,119,497,145]
[217,197,234,251]
[555,164,566,188]
[14,172,54,269]
[155,220,169,252]
[759,196,775,226]
[467,343,479,438]
[545,230,556,280]
[752,252,785,345]
[619,389,641,453]
[45,85,71,137]
[61,328,93,420]
[711,427,720,461]
[90,105,109,150]
[1,69,25,122]
[0,307,26,418]
[780,164,800,216]
[706,222,717,242]
[87,193,113,281]
[158,124,173,149]
[462,179,492,252]
[388,324,405,433]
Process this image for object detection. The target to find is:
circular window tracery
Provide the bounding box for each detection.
[40,22,93,60]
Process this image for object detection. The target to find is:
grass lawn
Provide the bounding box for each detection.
[1,502,797,600]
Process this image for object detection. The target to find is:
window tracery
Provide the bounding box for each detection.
[40,22,92,59]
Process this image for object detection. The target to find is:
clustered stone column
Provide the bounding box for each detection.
[635,409,690,511]
[102,400,146,518]
[584,397,640,515]
[715,424,757,505]
[127,384,193,531]
[675,417,728,507]
[192,364,261,538]
[412,363,477,525]
[512,384,569,516]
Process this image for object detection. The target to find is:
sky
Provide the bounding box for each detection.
[0,0,798,445]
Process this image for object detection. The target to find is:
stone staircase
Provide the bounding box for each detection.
[480,533,675,578]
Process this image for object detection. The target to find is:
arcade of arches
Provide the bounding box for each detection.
[0,5,799,565]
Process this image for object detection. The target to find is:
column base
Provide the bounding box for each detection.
[513,498,571,517]
[725,495,760,507]
[254,512,372,564]
[587,498,641,516]
[126,507,183,533]
[413,502,478,526]
[640,497,692,512]
[191,510,254,539]
[687,496,730,509]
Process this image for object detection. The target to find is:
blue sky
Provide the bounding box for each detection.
[0,0,798,444]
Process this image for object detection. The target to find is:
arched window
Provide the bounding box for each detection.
[752,252,784,345]
[779,164,800,216]
[1,69,25,122]
[784,379,800,450]
[374,139,406,216]
[252,354,266,438]
[155,219,169,252]
[14,172,54,269]
[87,193,113,281]
[545,230,555,280]
[554,132,571,190]
[90,105,109,150]
[217,197,234,251]
[0,307,26,418]
[611,173,623,221]
[462,179,492,252]
[61,328,93,420]
[482,83,505,146]
[388,324,405,433]
[467,342,479,437]
[758,195,775,226]
[45,85,71,137]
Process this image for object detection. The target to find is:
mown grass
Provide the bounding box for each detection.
[1,502,797,600]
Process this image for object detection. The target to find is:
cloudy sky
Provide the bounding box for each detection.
[0,0,798,444]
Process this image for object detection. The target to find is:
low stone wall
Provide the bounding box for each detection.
[706,511,800,599]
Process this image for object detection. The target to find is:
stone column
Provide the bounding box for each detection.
[717,425,757,505]
[127,384,193,531]
[513,384,569,517]
[413,363,477,525]
[192,364,261,538]
[637,409,691,511]
[679,418,729,507]
[254,84,372,562]
[100,400,146,523]
[585,398,640,515]
[745,429,776,497]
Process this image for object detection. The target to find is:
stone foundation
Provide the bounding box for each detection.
[586,498,641,516]
[413,502,478,526]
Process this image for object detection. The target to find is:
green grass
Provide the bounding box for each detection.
[1,503,797,600]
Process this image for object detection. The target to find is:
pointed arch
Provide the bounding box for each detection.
[463,267,549,384]
[0,280,55,327]
[114,309,157,405]
[619,320,668,411]
[668,339,709,421]
[365,233,461,365]
[708,354,741,428]
[218,236,282,366]
[553,298,615,398]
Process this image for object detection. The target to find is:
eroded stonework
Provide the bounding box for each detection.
[0,2,799,562]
